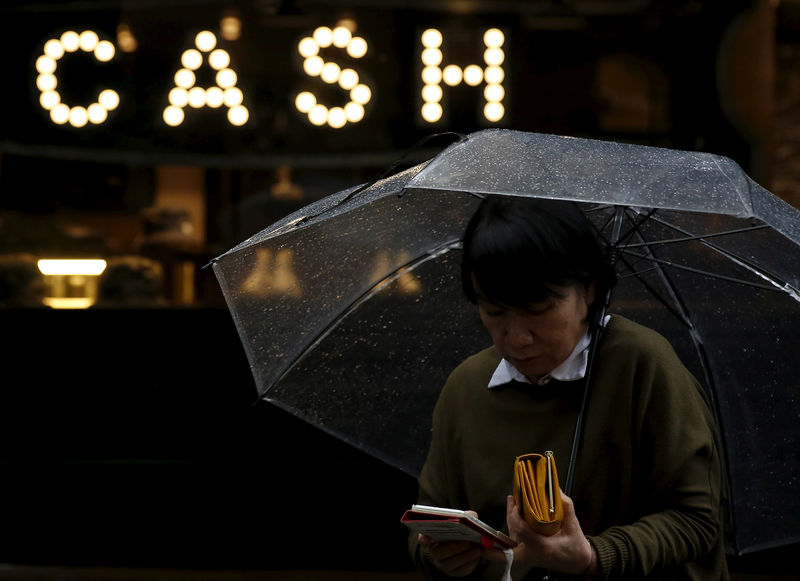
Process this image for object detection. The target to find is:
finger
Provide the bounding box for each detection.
[506,495,527,534]
[436,544,482,576]
[428,540,476,561]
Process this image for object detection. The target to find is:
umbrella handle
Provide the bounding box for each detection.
[563,306,608,496]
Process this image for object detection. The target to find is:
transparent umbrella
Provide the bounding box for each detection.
[210,129,800,556]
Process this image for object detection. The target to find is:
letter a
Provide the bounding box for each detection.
[163,30,249,126]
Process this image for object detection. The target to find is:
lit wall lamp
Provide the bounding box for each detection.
[220,10,242,41]
[116,22,138,53]
[37,259,107,309]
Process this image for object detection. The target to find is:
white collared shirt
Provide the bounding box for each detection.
[487,315,609,388]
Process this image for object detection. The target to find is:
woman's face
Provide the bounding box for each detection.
[476,282,594,381]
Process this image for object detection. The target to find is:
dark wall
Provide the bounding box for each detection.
[0,307,418,571]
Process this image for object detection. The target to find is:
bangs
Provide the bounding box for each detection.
[467,224,576,308]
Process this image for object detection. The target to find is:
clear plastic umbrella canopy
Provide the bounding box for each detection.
[211,129,800,555]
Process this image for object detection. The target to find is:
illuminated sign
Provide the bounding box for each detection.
[33,23,508,130]
[36,30,120,127]
[420,27,506,123]
[162,31,249,127]
[294,25,371,128]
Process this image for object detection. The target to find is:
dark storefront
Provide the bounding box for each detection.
[0,0,797,578]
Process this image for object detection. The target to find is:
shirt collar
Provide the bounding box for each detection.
[488,315,609,389]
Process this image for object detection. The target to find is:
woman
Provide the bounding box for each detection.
[409,196,728,580]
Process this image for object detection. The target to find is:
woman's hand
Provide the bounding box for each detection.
[418,510,484,577]
[486,491,594,576]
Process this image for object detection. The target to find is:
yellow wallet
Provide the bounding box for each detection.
[513,451,563,536]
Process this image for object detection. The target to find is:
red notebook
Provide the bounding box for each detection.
[401,504,516,550]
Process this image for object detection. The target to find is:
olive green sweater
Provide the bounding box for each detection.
[410,315,728,580]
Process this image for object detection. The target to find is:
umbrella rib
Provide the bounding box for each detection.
[619,249,783,292]
[623,225,770,248]
[646,215,800,296]
[615,254,695,330]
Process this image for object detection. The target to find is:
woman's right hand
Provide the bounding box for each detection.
[418,533,483,577]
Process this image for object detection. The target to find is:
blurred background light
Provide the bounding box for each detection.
[220,12,242,41]
[38,259,107,277]
[116,23,138,52]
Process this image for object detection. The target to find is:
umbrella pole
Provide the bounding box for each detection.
[563,206,623,496]
[562,315,606,497]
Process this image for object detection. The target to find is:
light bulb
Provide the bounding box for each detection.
[163,105,185,126]
[181,49,203,70]
[98,89,120,110]
[208,49,230,70]
[421,102,442,123]
[295,91,316,113]
[195,31,217,52]
[484,28,504,48]
[421,29,442,48]
[313,27,333,48]
[346,37,367,58]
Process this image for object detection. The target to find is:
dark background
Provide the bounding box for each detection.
[0,0,798,577]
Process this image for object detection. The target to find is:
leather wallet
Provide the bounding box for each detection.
[513,451,563,536]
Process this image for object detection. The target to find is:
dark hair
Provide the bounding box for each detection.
[461,196,616,330]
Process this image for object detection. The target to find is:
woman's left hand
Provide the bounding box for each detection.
[485,491,593,575]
